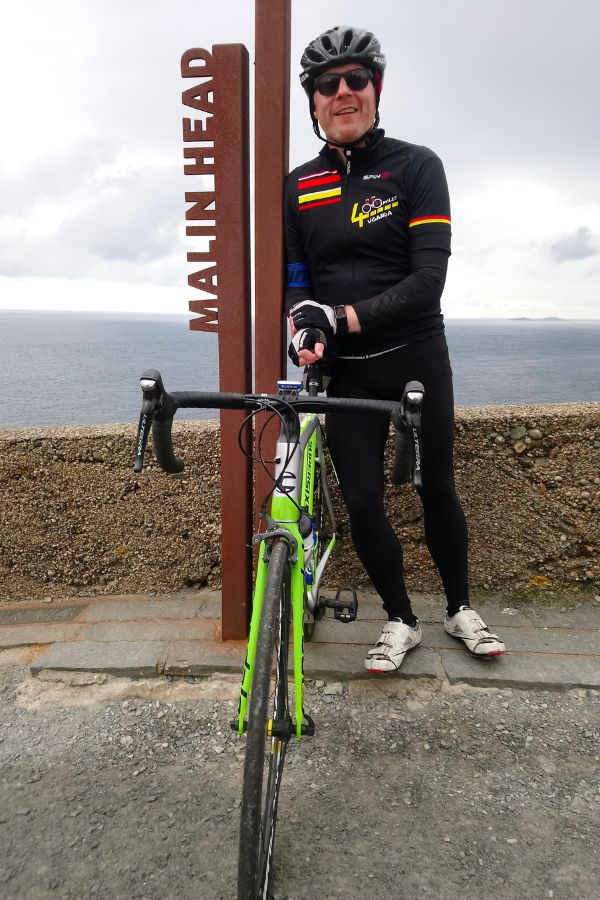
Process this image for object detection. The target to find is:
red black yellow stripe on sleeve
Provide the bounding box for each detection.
[298,170,342,211]
[409,215,451,228]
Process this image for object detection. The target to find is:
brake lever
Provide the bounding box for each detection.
[403,381,425,489]
[133,369,165,473]
[389,382,425,487]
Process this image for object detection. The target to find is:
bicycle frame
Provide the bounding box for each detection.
[236,410,336,741]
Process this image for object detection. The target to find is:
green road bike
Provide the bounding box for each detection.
[133,365,424,900]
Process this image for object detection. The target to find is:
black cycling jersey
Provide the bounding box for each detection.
[284,129,452,356]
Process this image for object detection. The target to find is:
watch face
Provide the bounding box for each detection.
[334,306,348,332]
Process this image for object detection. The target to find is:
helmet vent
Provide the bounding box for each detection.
[342,30,354,52]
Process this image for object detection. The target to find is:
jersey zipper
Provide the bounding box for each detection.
[343,149,360,305]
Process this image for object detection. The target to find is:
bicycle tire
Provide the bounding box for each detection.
[238,540,292,900]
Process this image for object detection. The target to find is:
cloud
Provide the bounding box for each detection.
[545,227,600,263]
[56,166,184,263]
[0,156,188,283]
[0,139,121,215]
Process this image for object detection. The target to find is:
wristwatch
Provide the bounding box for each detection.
[333,305,349,334]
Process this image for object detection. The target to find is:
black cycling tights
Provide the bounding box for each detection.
[325,333,469,622]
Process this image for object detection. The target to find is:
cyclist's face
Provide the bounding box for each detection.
[312,62,376,146]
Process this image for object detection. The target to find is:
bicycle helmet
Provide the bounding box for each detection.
[300,25,386,144]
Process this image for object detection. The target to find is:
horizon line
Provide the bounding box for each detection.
[1,308,599,323]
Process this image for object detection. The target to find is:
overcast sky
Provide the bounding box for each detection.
[1,0,599,319]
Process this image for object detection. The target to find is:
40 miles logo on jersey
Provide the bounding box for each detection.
[351,194,398,228]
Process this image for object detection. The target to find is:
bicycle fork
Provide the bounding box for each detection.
[235,407,315,741]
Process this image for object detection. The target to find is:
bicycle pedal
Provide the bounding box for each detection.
[322,587,358,623]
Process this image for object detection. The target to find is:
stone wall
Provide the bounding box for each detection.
[1,403,598,604]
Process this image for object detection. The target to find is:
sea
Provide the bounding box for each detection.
[1,310,599,429]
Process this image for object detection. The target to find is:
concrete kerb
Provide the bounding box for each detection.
[29,641,170,679]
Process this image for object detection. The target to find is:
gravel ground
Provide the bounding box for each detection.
[1,656,600,900]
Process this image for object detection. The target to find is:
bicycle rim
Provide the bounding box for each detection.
[238,541,291,900]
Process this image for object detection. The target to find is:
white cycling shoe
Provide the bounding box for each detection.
[364,619,422,673]
[444,605,506,657]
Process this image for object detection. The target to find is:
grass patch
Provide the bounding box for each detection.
[471,582,599,609]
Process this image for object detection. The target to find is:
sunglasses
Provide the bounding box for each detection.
[314,67,373,97]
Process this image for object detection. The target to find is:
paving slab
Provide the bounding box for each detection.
[304,643,440,680]
[339,597,443,624]
[341,596,386,621]
[30,641,168,678]
[0,623,81,650]
[163,640,245,676]
[441,650,600,691]
[312,619,393,644]
[351,592,452,622]
[0,604,86,625]
[75,593,221,622]
[460,607,536,629]
[526,605,600,629]
[421,623,600,656]
[308,620,591,656]
[78,618,219,643]
[417,603,539,630]
[495,626,600,656]
[343,594,537,628]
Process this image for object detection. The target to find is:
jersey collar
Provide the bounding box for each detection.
[319,128,385,174]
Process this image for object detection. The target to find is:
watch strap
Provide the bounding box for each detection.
[334,305,349,334]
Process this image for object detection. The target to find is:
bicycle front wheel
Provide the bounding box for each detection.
[238,540,292,900]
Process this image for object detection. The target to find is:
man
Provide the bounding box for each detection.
[285,25,506,672]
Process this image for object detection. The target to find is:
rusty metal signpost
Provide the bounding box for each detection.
[181,1,291,640]
[254,1,292,504]
[181,45,253,640]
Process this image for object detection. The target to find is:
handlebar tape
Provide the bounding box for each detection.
[292,396,400,417]
[171,391,402,418]
[152,415,184,474]
[149,392,251,474]
[171,391,249,410]
[390,426,412,485]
